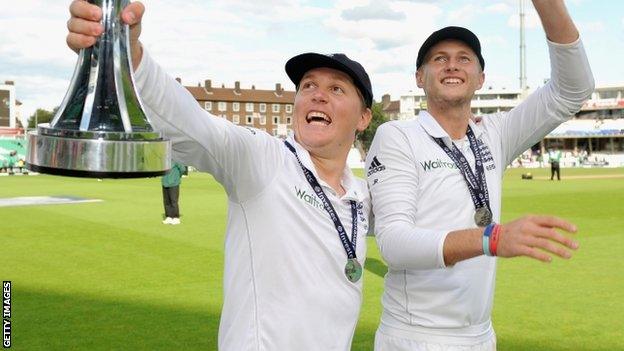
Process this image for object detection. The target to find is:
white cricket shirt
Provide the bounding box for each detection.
[134,50,371,351]
[366,39,593,345]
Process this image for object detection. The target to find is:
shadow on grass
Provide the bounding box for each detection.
[365,257,387,278]
[13,289,220,351]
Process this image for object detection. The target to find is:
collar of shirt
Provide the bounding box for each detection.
[286,134,365,203]
[417,110,485,148]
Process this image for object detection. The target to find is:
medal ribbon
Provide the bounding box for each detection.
[284,141,358,259]
[431,126,491,212]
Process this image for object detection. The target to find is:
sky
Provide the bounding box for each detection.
[2,0,623,125]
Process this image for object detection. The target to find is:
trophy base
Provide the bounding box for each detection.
[26,130,171,179]
[26,164,168,179]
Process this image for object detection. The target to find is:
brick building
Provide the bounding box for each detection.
[380,94,400,120]
[183,79,296,137]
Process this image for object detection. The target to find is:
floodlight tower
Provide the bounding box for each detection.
[519,0,528,96]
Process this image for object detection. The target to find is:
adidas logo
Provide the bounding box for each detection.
[367,156,386,176]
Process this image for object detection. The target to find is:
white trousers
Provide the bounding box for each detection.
[374,329,496,351]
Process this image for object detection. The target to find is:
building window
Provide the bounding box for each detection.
[481,108,497,114]
[479,94,496,100]
[272,104,280,113]
[246,115,253,124]
[233,114,240,124]
[246,103,254,112]
[272,128,278,136]
[218,102,227,111]
[259,103,266,113]
[233,102,240,112]
[285,104,292,114]
[272,116,279,124]
[599,90,618,99]
[220,114,227,118]
[259,115,266,125]
[204,101,212,111]
[286,117,292,125]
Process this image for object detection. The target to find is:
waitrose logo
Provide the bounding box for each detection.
[420,158,458,171]
[295,186,325,211]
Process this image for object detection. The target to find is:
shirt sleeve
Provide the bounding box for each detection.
[134,50,283,203]
[485,38,594,166]
[366,122,449,270]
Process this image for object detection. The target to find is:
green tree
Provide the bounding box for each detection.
[356,102,389,155]
[27,107,58,128]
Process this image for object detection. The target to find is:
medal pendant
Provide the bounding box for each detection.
[344,258,363,283]
[474,207,492,227]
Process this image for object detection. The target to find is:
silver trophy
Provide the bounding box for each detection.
[27,0,170,178]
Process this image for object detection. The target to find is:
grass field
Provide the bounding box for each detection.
[1,167,622,350]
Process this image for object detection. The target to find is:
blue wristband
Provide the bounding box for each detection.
[482,223,495,256]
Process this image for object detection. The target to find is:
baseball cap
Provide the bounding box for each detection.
[285,53,373,108]
[416,26,485,70]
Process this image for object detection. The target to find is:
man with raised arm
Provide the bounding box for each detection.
[366,1,594,349]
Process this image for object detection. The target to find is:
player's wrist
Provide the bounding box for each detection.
[483,223,500,256]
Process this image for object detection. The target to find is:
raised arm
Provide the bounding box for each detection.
[532,0,578,44]
[442,0,592,266]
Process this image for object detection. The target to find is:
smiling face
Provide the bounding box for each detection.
[293,67,371,158]
[416,39,485,109]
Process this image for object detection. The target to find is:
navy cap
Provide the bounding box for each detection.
[416,26,485,70]
[285,53,373,108]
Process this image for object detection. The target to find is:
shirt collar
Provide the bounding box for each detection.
[286,134,366,203]
[417,110,485,143]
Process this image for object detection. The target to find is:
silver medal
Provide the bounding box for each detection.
[344,258,363,283]
[474,207,492,227]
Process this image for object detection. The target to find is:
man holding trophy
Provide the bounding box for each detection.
[67,1,373,350]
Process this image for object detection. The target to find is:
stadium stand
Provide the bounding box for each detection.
[0,137,27,173]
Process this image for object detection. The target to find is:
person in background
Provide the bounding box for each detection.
[549,147,562,180]
[7,151,17,175]
[16,158,25,173]
[162,161,187,225]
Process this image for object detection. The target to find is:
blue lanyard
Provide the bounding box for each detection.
[284,141,358,259]
[431,126,491,211]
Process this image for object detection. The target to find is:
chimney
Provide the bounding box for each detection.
[175,77,181,84]
[204,79,212,90]
[235,81,241,93]
[275,83,282,96]
[252,85,255,90]
[4,81,14,85]
[382,94,390,105]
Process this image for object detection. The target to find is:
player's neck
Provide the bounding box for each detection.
[310,152,347,197]
[428,103,472,140]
